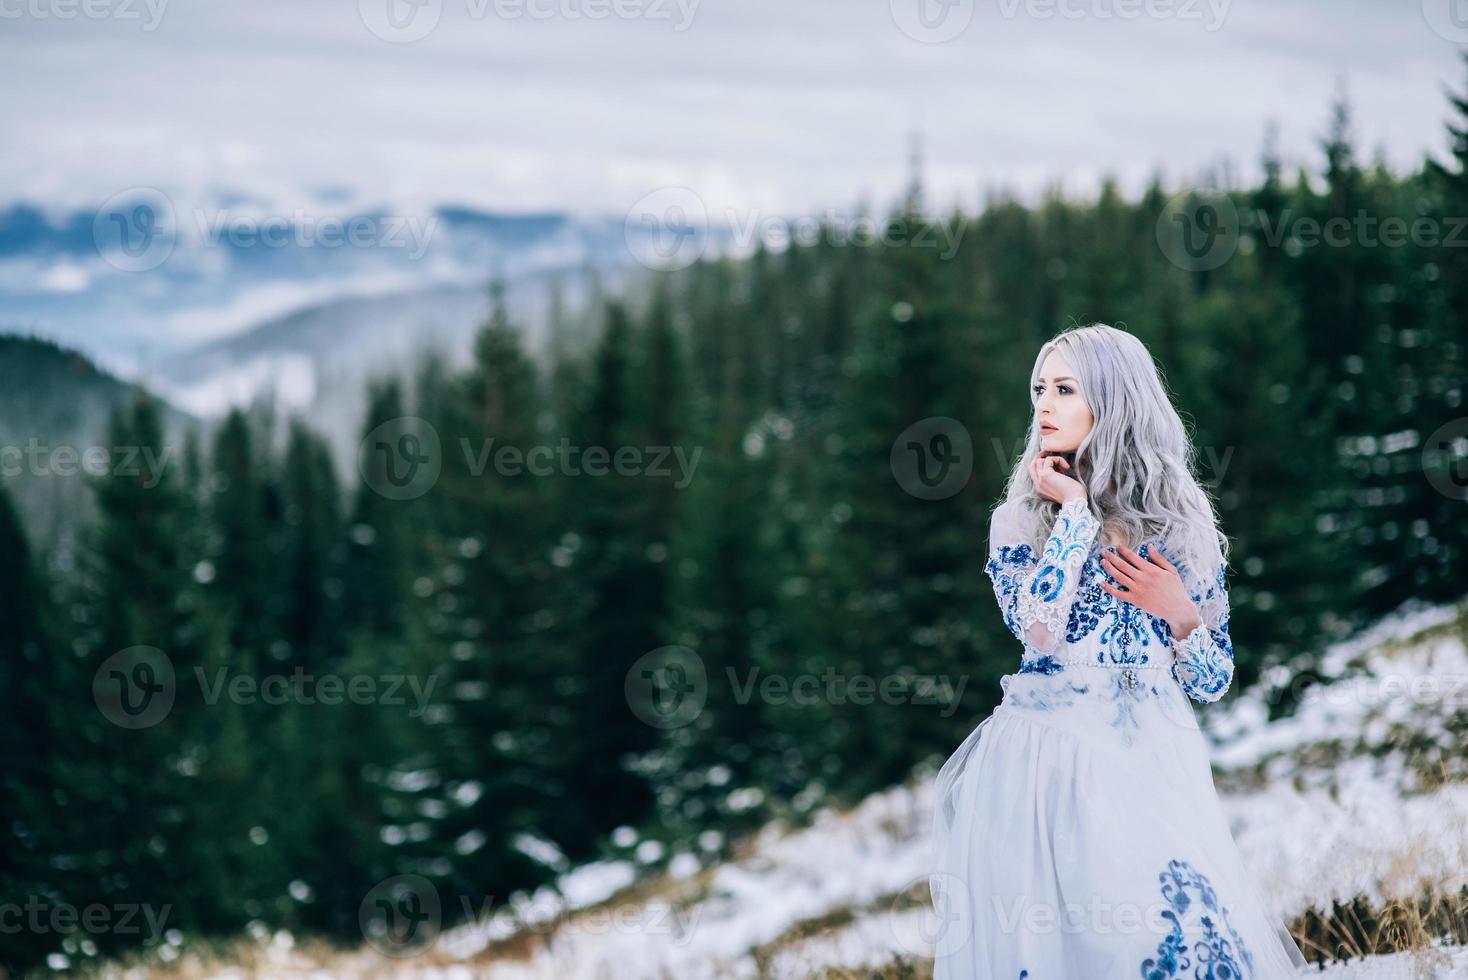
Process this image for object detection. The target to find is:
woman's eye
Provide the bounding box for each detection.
[1058,385,1073,394]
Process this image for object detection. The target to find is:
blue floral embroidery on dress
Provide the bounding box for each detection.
[1005,678,1089,712]
[1106,670,1164,745]
[989,537,1175,667]
[1018,655,1064,675]
[1096,591,1162,665]
[1140,858,1255,980]
[985,499,1099,651]
[1076,543,1172,665]
[987,501,1236,712]
[1167,564,1235,703]
[986,543,1037,640]
[1031,563,1067,601]
[992,536,1233,704]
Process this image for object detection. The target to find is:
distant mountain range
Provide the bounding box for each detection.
[0,193,742,491]
[147,261,638,481]
[0,198,661,361]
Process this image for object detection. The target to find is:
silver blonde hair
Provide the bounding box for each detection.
[997,323,1229,583]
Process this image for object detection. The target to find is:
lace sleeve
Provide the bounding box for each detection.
[983,497,1100,653]
[1168,560,1235,704]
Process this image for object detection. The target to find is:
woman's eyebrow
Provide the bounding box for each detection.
[1036,376,1077,383]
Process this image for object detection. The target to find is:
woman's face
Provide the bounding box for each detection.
[1033,349,1094,453]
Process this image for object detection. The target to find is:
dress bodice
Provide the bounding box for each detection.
[983,497,1235,747]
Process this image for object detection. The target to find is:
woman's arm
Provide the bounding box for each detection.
[1168,561,1235,703]
[984,497,1101,653]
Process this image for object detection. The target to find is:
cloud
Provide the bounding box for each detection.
[0,0,1457,220]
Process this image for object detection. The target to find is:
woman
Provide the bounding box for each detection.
[929,324,1308,978]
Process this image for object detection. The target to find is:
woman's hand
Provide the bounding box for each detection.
[1029,452,1086,505]
[1097,546,1202,638]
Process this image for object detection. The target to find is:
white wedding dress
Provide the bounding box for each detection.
[930,497,1309,979]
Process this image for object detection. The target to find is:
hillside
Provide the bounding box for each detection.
[0,333,199,551]
[88,597,1468,979]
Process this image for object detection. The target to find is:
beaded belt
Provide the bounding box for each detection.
[1043,657,1172,693]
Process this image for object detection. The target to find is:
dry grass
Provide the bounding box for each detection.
[70,874,1468,979]
[1289,889,1468,967]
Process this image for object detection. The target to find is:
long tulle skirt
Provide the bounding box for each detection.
[929,696,1309,979]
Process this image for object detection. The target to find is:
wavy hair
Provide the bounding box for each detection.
[996,323,1229,583]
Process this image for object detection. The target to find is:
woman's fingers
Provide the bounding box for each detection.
[1115,545,1153,576]
[1032,455,1057,499]
[1101,555,1138,587]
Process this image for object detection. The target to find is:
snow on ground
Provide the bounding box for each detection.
[98,598,1468,979]
[1206,598,1468,774]
[379,598,1468,979]
[1224,752,1468,917]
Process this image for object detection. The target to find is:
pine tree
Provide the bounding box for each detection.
[543,299,666,858]
[59,390,227,949]
[413,280,566,903]
[0,483,60,976]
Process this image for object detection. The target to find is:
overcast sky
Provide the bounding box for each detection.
[1,0,1463,220]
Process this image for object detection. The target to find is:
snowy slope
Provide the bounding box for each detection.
[95,598,1468,979]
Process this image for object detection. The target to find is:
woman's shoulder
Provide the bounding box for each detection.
[989,497,1042,537]
[990,497,1023,521]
